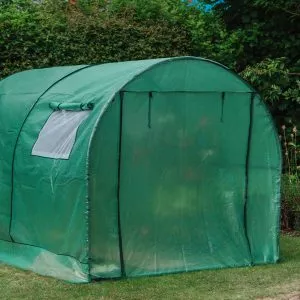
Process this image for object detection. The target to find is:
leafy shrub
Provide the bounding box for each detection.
[0,0,193,79]
[281,174,300,230]
[241,58,300,123]
[280,123,300,230]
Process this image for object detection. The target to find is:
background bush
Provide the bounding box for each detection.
[0,0,194,78]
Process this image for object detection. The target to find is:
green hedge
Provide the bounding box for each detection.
[0,2,193,79]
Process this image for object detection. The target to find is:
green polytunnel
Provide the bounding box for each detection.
[0,57,281,283]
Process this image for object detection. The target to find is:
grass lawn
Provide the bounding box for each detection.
[0,235,299,300]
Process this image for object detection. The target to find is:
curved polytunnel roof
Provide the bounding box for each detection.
[0,57,253,119]
[0,57,256,180]
[0,56,256,175]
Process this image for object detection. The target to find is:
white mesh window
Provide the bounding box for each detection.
[32,110,90,159]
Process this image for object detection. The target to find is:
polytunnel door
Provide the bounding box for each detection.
[119,91,253,277]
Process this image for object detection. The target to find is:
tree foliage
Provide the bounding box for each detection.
[204,0,300,70]
[241,58,300,122]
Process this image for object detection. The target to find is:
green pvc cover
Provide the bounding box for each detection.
[0,57,281,283]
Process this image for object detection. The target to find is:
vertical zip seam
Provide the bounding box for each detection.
[117,91,126,277]
[221,92,225,123]
[148,92,153,129]
[244,92,255,265]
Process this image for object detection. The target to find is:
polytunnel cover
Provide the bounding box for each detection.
[0,57,281,282]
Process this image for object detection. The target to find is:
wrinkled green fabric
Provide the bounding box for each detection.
[0,57,281,283]
[0,65,87,243]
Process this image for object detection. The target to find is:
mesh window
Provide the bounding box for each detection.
[32,110,90,159]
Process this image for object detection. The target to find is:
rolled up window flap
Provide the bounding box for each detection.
[49,102,94,111]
